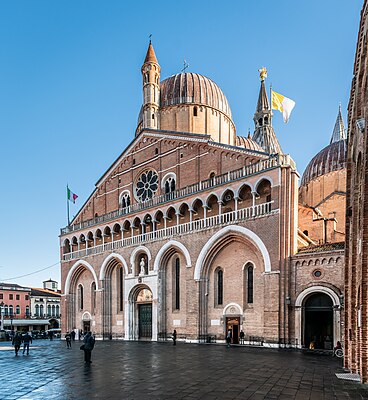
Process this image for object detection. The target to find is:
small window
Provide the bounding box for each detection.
[9,294,13,300]
[0,294,3,300]
[16,294,20,300]
[155,148,159,155]
[152,114,155,120]
[303,230,309,236]
[313,270,322,278]
[193,106,198,117]
[25,295,29,300]
[133,159,136,165]
[217,269,223,305]
[247,265,254,304]
[175,258,180,310]
[164,177,176,194]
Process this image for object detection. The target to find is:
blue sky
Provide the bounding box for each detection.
[0,0,362,287]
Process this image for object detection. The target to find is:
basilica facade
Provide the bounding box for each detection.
[60,42,346,348]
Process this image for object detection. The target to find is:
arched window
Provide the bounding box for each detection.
[35,304,39,317]
[193,106,198,116]
[120,192,131,209]
[91,282,96,313]
[56,305,60,317]
[162,173,176,195]
[119,268,123,312]
[47,305,51,316]
[25,306,30,317]
[247,264,254,304]
[9,305,13,317]
[165,177,176,194]
[16,305,20,315]
[52,305,55,317]
[174,258,180,310]
[40,304,44,316]
[215,268,223,306]
[78,284,84,310]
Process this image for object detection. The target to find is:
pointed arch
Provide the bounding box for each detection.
[64,260,99,294]
[99,253,129,280]
[194,225,271,280]
[154,240,192,271]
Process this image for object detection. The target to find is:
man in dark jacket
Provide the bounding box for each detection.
[82,331,95,363]
[22,331,32,355]
[12,332,22,356]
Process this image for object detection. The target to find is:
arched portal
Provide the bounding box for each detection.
[303,293,333,350]
[128,285,153,340]
[295,286,342,350]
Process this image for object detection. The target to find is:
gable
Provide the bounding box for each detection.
[70,129,267,225]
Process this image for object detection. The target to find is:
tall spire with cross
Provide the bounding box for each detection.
[141,38,160,130]
[252,68,283,154]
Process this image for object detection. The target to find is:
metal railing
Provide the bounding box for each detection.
[63,201,277,261]
[61,155,284,235]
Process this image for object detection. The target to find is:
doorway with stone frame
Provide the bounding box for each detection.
[226,317,240,344]
[134,287,152,340]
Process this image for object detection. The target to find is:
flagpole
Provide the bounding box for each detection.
[67,185,70,226]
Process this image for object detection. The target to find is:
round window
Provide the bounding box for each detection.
[313,270,322,278]
[135,169,159,202]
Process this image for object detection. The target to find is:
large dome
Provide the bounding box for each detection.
[300,139,347,186]
[160,73,232,120]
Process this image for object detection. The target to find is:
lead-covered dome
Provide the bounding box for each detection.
[160,73,232,120]
[236,135,264,152]
[300,139,347,186]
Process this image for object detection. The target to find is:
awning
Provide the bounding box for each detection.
[3,319,50,326]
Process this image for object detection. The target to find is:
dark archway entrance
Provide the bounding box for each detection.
[304,293,333,350]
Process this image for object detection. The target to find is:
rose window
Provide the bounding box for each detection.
[135,170,159,202]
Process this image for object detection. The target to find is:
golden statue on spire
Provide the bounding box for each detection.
[258,67,268,81]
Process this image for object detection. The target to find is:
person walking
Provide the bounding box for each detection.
[82,331,95,364]
[65,332,72,349]
[226,329,232,348]
[12,332,22,356]
[71,330,76,341]
[172,329,177,346]
[22,331,33,355]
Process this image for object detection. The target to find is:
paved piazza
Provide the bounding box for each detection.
[0,340,368,399]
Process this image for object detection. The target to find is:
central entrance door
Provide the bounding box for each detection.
[138,304,152,339]
[135,288,153,340]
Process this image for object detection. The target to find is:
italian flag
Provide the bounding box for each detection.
[67,187,78,203]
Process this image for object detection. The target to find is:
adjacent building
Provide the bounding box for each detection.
[0,280,61,332]
[345,0,368,383]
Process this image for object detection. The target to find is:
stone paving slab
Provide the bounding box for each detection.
[0,340,368,399]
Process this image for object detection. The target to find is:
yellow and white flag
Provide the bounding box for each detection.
[271,90,295,123]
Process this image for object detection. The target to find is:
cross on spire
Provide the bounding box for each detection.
[181,60,189,73]
[149,34,152,43]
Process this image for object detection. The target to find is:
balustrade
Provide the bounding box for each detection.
[61,155,284,235]
[63,201,277,261]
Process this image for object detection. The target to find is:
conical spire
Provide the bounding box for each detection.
[252,68,283,154]
[144,41,158,64]
[256,80,270,113]
[330,105,347,144]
